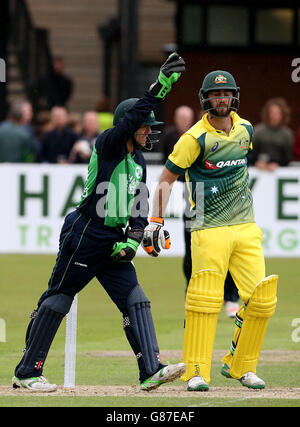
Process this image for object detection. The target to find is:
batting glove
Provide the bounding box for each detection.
[150,52,185,99]
[111,228,144,262]
[142,217,171,257]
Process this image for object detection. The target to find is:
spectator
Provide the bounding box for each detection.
[159,105,194,164]
[69,111,100,163]
[0,103,36,162]
[68,112,82,135]
[94,94,114,132]
[39,56,74,108]
[41,106,78,163]
[292,128,300,162]
[34,111,53,162]
[20,101,34,133]
[251,98,294,170]
[20,101,40,158]
[35,110,53,140]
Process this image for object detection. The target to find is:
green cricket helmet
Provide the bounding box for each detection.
[199,70,240,117]
[113,98,163,150]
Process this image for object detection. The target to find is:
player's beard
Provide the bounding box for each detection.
[210,103,231,118]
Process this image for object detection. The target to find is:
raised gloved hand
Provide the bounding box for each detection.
[142,217,171,257]
[150,52,186,99]
[111,228,144,262]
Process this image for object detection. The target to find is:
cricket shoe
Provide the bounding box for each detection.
[220,363,232,379]
[220,364,265,389]
[12,375,57,392]
[239,372,265,389]
[186,376,209,392]
[140,362,186,391]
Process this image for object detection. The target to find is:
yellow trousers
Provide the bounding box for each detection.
[182,222,266,383]
[191,222,265,301]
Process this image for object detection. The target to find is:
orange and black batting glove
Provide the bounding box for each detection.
[142,217,171,257]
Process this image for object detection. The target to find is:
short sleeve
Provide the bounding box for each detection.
[165,133,201,175]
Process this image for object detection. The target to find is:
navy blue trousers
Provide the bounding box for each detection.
[39,210,139,310]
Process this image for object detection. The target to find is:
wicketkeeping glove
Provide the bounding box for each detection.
[111,228,144,262]
[142,217,171,257]
[150,52,186,99]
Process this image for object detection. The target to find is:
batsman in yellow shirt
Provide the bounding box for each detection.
[143,69,278,391]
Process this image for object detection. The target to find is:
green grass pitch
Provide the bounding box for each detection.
[0,255,299,407]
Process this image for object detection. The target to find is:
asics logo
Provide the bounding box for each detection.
[211,142,219,152]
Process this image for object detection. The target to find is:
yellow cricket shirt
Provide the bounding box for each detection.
[166,112,255,230]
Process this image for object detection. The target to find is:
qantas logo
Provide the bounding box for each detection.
[205,159,246,169]
[205,160,218,169]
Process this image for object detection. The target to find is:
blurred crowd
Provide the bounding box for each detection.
[0,55,115,165]
[0,95,300,168]
[0,101,113,164]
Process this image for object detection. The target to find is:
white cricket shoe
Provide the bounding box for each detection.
[240,372,265,389]
[141,362,186,391]
[225,301,240,318]
[12,375,57,392]
[187,376,209,391]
